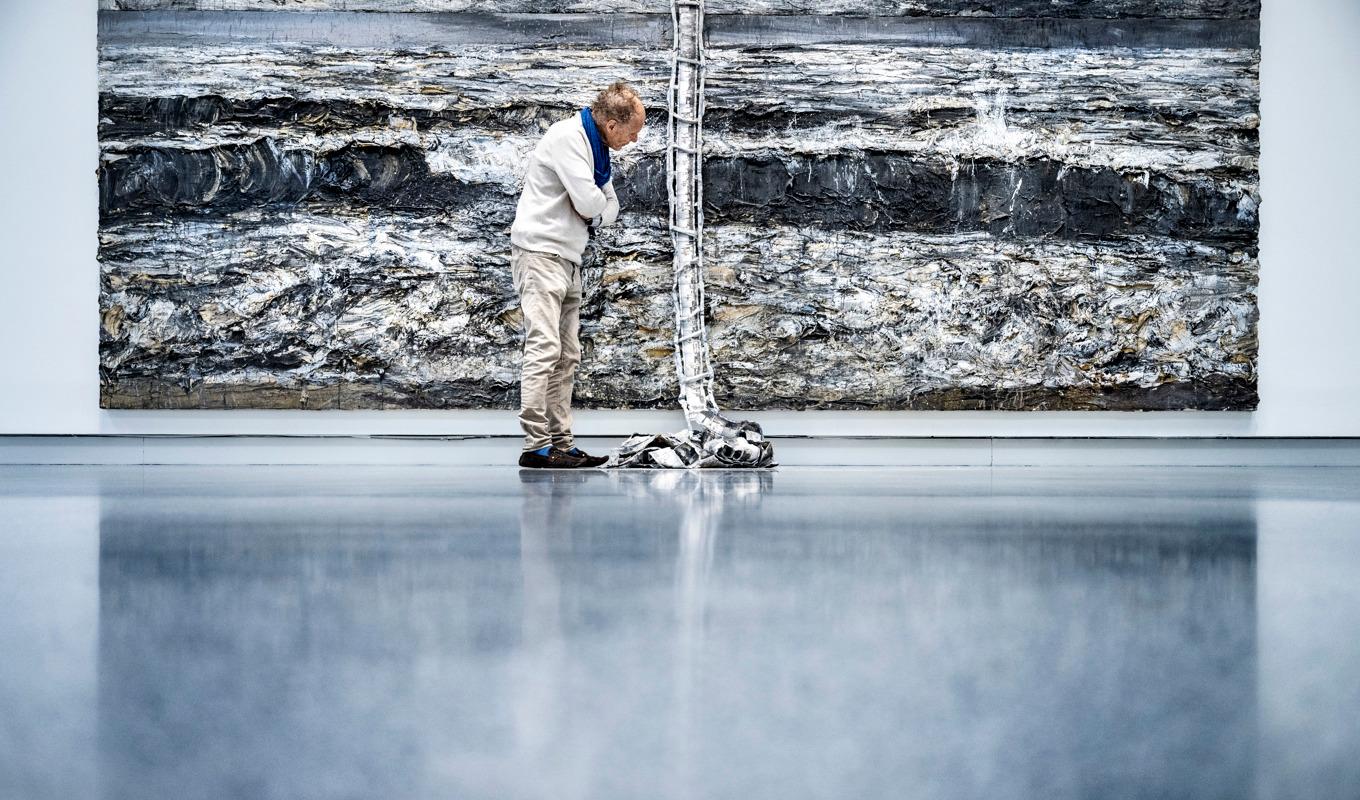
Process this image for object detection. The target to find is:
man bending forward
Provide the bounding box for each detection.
[510,82,645,469]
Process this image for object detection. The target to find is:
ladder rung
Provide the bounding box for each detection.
[675,301,705,313]
[680,371,714,384]
[670,225,699,237]
[673,55,704,66]
[670,113,700,125]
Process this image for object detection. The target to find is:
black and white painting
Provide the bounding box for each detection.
[97,1,1260,410]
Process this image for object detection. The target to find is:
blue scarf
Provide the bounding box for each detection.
[580,108,611,188]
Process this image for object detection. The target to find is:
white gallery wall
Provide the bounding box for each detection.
[1,0,1355,438]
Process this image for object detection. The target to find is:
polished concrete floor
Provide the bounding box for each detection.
[2,465,1359,800]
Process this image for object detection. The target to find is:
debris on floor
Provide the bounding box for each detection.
[607,411,775,469]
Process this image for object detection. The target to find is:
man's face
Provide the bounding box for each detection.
[603,101,645,151]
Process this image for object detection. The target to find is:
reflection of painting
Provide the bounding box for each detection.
[96,470,1258,796]
[97,2,1260,411]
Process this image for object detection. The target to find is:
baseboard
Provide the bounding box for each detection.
[2,435,1359,467]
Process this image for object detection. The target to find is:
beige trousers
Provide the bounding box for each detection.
[511,246,582,452]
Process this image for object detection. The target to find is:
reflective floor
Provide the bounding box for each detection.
[2,465,1359,800]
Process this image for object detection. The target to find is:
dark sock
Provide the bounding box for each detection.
[533,446,551,456]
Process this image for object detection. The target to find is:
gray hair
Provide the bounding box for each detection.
[590,81,642,125]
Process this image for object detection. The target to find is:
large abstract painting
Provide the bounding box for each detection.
[97,1,1260,410]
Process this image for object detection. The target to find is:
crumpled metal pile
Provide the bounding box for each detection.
[607,411,776,469]
[607,428,774,469]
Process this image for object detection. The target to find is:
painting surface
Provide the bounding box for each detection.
[98,1,1260,410]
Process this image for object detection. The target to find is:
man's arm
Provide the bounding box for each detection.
[593,182,620,228]
[550,132,610,221]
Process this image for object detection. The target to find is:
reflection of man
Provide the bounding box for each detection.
[510,82,646,469]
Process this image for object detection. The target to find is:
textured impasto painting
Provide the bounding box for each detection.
[97,1,1260,410]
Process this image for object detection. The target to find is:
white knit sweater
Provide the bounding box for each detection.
[510,114,620,265]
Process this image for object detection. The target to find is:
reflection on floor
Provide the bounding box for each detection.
[2,466,1359,800]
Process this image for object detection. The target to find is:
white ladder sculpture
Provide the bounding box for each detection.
[610,0,773,468]
[661,0,773,467]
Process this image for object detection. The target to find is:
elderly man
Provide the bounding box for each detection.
[510,82,646,469]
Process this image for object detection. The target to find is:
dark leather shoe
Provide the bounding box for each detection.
[564,447,609,468]
[518,447,588,469]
